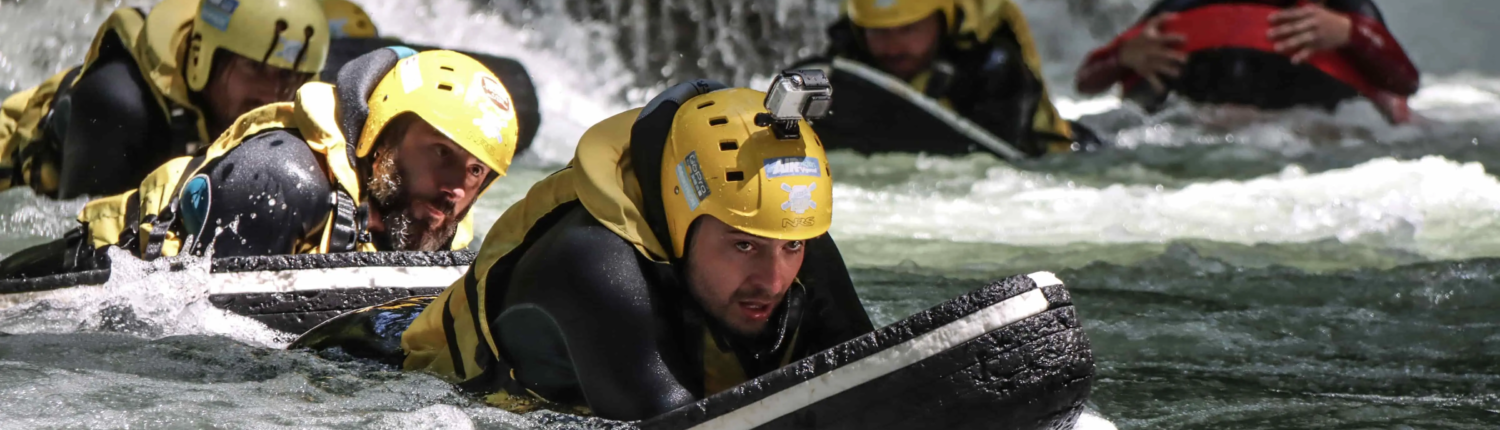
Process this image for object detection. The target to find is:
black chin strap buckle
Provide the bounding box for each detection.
[326,190,367,253]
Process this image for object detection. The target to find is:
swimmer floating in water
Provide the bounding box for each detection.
[0,48,521,278]
[293,72,875,420]
[1076,0,1420,123]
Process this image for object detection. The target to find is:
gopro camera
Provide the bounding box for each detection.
[758,69,832,140]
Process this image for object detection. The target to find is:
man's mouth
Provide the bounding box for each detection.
[413,200,448,226]
[736,300,775,322]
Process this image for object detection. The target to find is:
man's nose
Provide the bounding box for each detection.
[747,250,795,292]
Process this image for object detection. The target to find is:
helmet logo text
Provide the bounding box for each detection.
[763,156,821,179]
[781,217,815,228]
[200,0,240,32]
[676,151,711,211]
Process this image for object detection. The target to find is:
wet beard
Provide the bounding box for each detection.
[367,150,463,251]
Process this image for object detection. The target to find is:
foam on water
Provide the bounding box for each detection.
[0,248,288,348]
[831,155,1500,259]
[356,0,633,166]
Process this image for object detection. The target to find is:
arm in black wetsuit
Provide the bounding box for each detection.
[494,206,875,420]
[953,29,1047,156]
[184,130,332,257]
[57,56,170,199]
[496,206,696,420]
[57,56,154,200]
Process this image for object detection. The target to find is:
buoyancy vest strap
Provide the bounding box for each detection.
[143,154,206,260]
[324,189,369,253]
[120,191,142,250]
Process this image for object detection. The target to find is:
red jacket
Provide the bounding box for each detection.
[1075,0,1418,123]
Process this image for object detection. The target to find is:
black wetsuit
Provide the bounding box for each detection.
[820,15,1061,156]
[51,26,202,199]
[489,203,873,419]
[0,130,333,278]
[178,130,333,256]
[289,201,874,420]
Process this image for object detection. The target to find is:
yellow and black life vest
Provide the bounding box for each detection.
[0,0,212,196]
[401,108,784,407]
[74,82,474,259]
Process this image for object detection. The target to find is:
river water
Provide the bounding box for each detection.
[1,0,1499,428]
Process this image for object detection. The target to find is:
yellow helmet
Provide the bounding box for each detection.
[323,0,379,39]
[187,0,330,91]
[846,0,956,31]
[659,88,834,258]
[357,50,519,178]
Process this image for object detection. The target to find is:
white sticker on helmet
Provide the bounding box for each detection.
[780,182,817,214]
[473,110,511,140]
[400,56,422,94]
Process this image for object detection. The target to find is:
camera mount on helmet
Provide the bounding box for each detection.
[754,70,832,140]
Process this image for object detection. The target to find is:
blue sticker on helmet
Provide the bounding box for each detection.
[387,46,419,59]
[180,174,212,242]
[200,0,239,32]
[763,156,821,178]
[676,151,710,211]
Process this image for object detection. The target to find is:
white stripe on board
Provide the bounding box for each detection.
[208,265,467,295]
[687,273,1057,430]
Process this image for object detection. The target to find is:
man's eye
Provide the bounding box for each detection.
[468,165,485,177]
[734,242,753,252]
[785,240,804,251]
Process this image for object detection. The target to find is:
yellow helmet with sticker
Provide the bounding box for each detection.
[357,50,519,178]
[187,0,330,91]
[846,0,956,31]
[323,0,379,39]
[659,88,834,258]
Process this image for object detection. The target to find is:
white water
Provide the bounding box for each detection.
[0,248,290,347]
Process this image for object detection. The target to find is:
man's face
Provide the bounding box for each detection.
[202,53,313,131]
[367,119,492,251]
[684,217,807,337]
[863,13,945,81]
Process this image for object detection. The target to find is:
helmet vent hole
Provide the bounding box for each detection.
[697,101,715,109]
[440,66,455,72]
[726,171,745,182]
[437,83,454,92]
[719,140,738,151]
[709,117,728,126]
[261,20,291,64]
